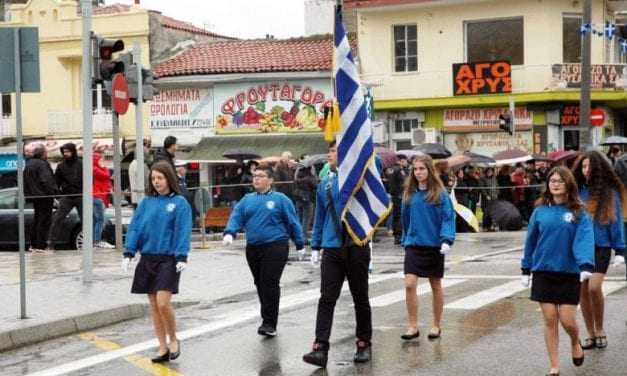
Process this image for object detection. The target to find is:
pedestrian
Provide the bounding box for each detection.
[23,143,57,252]
[389,155,409,245]
[293,166,317,249]
[496,165,513,202]
[572,151,626,350]
[153,136,177,171]
[240,160,259,194]
[92,149,114,248]
[274,151,294,201]
[122,161,192,363]
[400,154,455,341]
[302,141,372,368]
[511,164,528,220]
[128,139,151,209]
[48,143,82,250]
[176,162,199,225]
[479,167,496,231]
[222,165,304,337]
[521,166,593,376]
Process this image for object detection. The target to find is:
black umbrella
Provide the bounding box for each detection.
[222,148,261,161]
[299,154,327,168]
[462,151,495,165]
[600,136,627,145]
[413,143,451,159]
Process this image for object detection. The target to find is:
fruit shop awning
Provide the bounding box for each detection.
[187,133,329,162]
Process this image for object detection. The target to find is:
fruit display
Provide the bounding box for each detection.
[216,100,325,133]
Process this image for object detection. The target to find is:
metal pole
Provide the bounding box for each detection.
[15,28,27,319]
[579,0,592,149]
[509,96,515,147]
[133,42,145,204]
[112,112,123,250]
[81,0,94,283]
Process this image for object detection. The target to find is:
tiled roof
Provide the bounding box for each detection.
[344,0,438,9]
[154,36,354,78]
[159,15,235,39]
[92,3,132,15]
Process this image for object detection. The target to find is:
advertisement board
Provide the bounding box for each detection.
[551,64,627,89]
[444,131,533,156]
[443,107,532,132]
[452,61,512,96]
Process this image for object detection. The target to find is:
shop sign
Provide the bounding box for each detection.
[560,105,580,126]
[452,61,512,96]
[443,107,532,132]
[150,88,214,129]
[0,153,17,172]
[551,64,627,89]
[214,80,331,134]
[444,131,533,156]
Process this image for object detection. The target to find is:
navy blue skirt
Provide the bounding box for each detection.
[531,271,580,305]
[131,254,181,294]
[404,245,444,278]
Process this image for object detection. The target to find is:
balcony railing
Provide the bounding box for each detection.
[48,109,113,136]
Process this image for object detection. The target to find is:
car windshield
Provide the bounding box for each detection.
[0,189,17,209]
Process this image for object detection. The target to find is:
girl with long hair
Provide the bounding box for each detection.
[521,166,594,376]
[122,161,192,362]
[400,155,455,341]
[572,151,625,350]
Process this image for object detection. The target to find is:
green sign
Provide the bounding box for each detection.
[0,27,40,93]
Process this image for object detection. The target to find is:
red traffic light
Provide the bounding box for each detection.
[99,39,124,60]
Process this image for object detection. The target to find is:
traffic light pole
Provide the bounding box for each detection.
[133,42,145,204]
[15,28,27,319]
[579,0,592,149]
[112,111,123,251]
[81,0,94,283]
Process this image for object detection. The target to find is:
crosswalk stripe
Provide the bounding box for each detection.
[445,280,527,310]
[370,279,467,308]
[602,281,627,296]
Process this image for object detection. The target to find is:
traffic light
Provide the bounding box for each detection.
[127,66,158,103]
[499,111,513,136]
[92,35,124,83]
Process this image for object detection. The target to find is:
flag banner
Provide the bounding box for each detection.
[335,8,391,245]
[450,188,480,232]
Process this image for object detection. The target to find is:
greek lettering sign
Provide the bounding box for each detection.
[0,153,17,172]
[0,27,40,93]
[444,132,533,156]
[452,61,511,96]
[551,64,627,89]
[443,107,532,132]
[150,88,214,129]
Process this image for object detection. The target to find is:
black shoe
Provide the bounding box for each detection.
[427,328,441,340]
[353,340,371,363]
[572,341,584,367]
[581,337,596,350]
[400,329,420,340]
[151,350,170,363]
[169,340,181,360]
[303,343,328,368]
[257,325,277,337]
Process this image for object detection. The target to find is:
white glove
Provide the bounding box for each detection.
[311,250,320,265]
[222,234,233,246]
[580,271,593,282]
[297,249,306,261]
[521,275,531,288]
[440,243,451,256]
[121,257,132,273]
[612,255,625,267]
[175,261,187,273]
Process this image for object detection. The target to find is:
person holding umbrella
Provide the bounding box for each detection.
[521,166,593,376]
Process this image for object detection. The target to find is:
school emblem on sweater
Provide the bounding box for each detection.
[166,203,176,212]
[266,201,276,210]
[563,212,574,223]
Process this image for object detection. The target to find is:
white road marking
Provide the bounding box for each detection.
[370,279,466,308]
[445,280,527,310]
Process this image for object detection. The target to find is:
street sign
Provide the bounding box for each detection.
[111,74,129,115]
[590,108,605,127]
[0,27,40,93]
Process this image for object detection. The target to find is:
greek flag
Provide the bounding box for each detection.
[335,9,391,245]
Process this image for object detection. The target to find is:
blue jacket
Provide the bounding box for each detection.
[124,192,192,262]
[224,190,304,249]
[522,204,594,274]
[401,189,456,248]
[311,172,344,250]
[579,188,625,250]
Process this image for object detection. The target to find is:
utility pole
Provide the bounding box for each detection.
[133,42,145,205]
[579,0,592,149]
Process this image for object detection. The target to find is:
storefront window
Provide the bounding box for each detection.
[563,14,582,63]
[393,24,418,72]
[1,94,10,116]
[396,140,412,150]
[563,129,580,150]
[466,18,524,65]
[394,119,418,133]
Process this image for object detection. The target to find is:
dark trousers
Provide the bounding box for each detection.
[245,241,289,328]
[48,196,82,246]
[392,196,402,240]
[30,198,53,249]
[315,245,372,347]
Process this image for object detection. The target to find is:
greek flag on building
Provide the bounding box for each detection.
[335,9,391,245]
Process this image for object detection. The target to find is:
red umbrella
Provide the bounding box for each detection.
[492,149,532,165]
[548,150,579,163]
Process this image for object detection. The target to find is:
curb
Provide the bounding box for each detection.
[0,301,198,352]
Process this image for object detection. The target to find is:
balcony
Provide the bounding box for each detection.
[47,109,113,136]
[0,116,15,138]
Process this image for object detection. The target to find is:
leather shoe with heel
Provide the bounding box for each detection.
[353,340,371,363]
[169,340,181,360]
[151,350,170,363]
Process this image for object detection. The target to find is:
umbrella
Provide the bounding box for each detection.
[299,154,327,168]
[445,155,471,169]
[492,149,532,165]
[462,151,496,165]
[375,147,398,168]
[531,154,553,162]
[600,136,627,145]
[548,150,579,163]
[396,149,426,159]
[222,148,261,161]
[413,143,451,159]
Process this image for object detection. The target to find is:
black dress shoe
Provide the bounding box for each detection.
[303,343,328,368]
[169,340,181,360]
[151,350,170,363]
[353,340,371,363]
[572,342,584,367]
[400,330,420,340]
[257,325,277,337]
[427,328,441,340]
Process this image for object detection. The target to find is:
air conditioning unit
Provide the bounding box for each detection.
[411,128,440,145]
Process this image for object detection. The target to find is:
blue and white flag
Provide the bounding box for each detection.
[621,39,627,54]
[334,9,391,245]
[605,22,616,40]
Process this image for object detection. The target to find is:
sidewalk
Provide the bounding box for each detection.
[0,231,526,352]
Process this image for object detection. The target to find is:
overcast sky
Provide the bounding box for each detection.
[114,0,306,39]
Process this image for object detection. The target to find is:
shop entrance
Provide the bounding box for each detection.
[562,128,581,150]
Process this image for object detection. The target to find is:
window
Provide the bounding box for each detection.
[466,18,524,65]
[394,119,418,133]
[1,94,10,116]
[563,15,582,63]
[396,140,412,151]
[393,25,417,72]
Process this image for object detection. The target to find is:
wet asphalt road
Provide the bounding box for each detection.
[2,233,627,376]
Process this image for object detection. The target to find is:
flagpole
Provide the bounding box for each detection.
[333,0,342,99]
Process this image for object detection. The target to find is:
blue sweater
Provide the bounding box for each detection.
[124,193,192,262]
[579,188,625,250]
[401,189,456,248]
[224,190,304,249]
[311,173,343,250]
[522,204,594,275]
